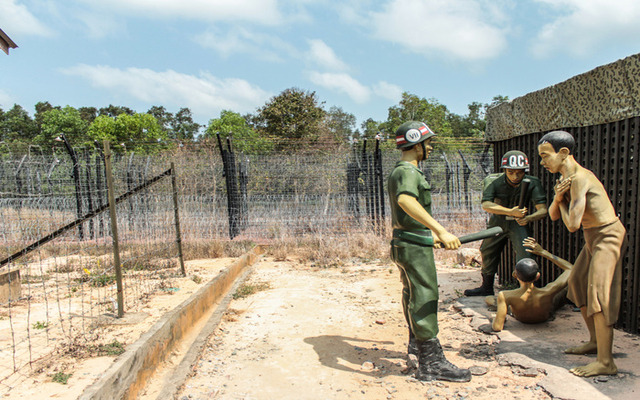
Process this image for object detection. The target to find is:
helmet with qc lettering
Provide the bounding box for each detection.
[395,121,436,149]
[500,150,529,170]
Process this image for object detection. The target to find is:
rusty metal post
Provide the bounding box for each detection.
[170,162,186,277]
[103,141,124,318]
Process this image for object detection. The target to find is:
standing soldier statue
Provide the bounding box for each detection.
[464,151,548,296]
[388,121,471,382]
[538,130,627,377]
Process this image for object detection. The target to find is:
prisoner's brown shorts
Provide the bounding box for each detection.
[567,219,627,326]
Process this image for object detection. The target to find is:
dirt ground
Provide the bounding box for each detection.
[175,256,555,400]
[5,251,639,399]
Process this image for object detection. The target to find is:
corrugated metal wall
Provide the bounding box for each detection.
[491,116,640,334]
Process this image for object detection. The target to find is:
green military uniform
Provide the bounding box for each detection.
[480,173,547,276]
[388,161,438,341]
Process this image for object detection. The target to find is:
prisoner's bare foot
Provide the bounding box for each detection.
[564,341,597,355]
[570,361,617,377]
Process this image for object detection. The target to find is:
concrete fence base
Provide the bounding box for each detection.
[79,245,265,400]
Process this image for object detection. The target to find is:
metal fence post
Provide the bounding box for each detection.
[217,134,240,239]
[84,150,95,239]
[57,133,84,240]
[458,150,472,212]
[374,138,384,233]
[170,162,187,277]
[103,141,125,318]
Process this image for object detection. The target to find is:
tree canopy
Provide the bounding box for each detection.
[205,110,273,154]
[254,88,326,144]
[0,90,505,154]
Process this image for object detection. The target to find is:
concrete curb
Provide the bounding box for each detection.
[79,245,265,400]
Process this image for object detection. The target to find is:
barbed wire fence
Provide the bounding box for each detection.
[0,137,493,389]
[0,141,185,390]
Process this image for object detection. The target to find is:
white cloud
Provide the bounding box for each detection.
[0,90,14,109]
[77,0,283,25]
[372,81,403,102]
[61,64,270,118]
[369,0,509,61]
[0,0,52,37]
[194,27,297,61]
[309,71,404,105]
[306,39,349,71]
[309,72,371,103]
[531,0,640,57]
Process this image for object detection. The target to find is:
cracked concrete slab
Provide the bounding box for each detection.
[456,296,640,400]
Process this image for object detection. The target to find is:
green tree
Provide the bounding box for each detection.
[205,110,273,154]
[1,104,39,143]
[147,105,173,136]
[37,106,89,148]
[324,106,356,142]
[88,113,168,153]
[254,88,326,146]
[34,101,57,131]
[360,118,382,141]
[488,95,509,108]
[78,107,98,124]
[98,104,134,118]
[170,107,200,141]
[382,92,453,137]
[448,101,486,138]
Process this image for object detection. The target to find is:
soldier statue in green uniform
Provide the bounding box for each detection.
[388,121,471,382]
[464,151,548,297]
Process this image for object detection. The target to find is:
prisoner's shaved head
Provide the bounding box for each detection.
[538,130,575,154]
[515,258,539,283]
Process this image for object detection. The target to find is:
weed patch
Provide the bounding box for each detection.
[233,282,271,299]
[52,371,72,384]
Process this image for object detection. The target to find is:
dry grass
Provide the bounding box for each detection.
[266,231,390,267]
[180,239,257,260]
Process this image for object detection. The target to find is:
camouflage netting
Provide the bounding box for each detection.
[486,52,640,141]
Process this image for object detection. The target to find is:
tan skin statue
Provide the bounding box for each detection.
[481,168,548,225]
[487,237,572,332]
[397,138,461,250]
[539,139,623,377]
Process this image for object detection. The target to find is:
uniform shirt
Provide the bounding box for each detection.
[482,173,546,225]
[388,161,431,231]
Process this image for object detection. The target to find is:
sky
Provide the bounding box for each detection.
[1,0,640,131]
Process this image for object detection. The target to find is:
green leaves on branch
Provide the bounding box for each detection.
[87,113,168,153]
[204,110,274,155]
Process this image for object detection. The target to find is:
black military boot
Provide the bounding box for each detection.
[463,273,495,296]
[408,330,418,356]
[406,330,419,369]
[415,338,471,382]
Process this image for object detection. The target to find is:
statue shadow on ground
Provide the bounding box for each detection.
[303,335,410,377]
[455,296,638,400]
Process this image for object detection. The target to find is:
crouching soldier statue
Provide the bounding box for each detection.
[465,151,548,297]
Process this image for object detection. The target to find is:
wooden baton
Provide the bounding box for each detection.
[458,226,503,244]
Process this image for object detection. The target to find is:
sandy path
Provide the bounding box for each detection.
[177,258,551,400]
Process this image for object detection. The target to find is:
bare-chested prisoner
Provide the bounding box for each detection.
[487,237,571,332]
[538,130,627,377]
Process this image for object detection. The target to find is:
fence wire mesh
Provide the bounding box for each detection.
[0,147,182,389]
[0,138,493,387]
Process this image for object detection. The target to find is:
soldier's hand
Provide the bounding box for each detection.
[515,216,530,226]
[523,237,543,255]
[432,232,442,249]
[437,232,461,250]
[510,206,527,218]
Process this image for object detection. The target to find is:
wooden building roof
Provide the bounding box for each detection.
[0,28,18,55]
